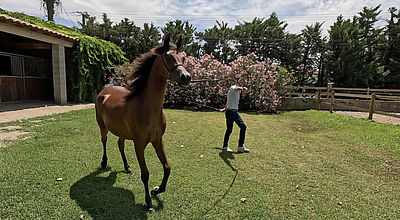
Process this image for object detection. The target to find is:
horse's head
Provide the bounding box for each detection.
[159,34,191,86]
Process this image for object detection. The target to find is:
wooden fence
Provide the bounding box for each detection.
[279,86,400,120]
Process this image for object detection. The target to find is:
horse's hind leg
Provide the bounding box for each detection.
[100,129,108,168]
[118,138,133,174]
[134,141,155,212]
[151,138,170,196]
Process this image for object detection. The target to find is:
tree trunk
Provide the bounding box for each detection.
[45,0,55,21]
[317,55,324,86]
[301,48,309,85]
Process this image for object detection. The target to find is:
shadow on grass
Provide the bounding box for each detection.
[70,167,148,220]
[217,149,239,196]
[217,148,238,172]
[204,148,239,215]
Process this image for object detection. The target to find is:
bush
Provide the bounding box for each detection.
[166,53,293,112]
[70,36,126,102]
[111,53,293,112]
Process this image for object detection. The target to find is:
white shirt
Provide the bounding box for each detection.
[226,85,241,110]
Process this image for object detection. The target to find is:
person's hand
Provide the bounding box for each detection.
[243,87,248,91]
[219,108,225,112]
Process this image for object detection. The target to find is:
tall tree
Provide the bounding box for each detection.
[137,23,161,55]
[382,7,400,88]
[280,33,302,73]
[234,13,287,61]
[326,15,364,87]
[357,5,385,87]
[41,0,60,21]
[198,21,235,63]
[78,11,101,37]
[78,12,145,61]
[111,17,141,60]
[99,13,114,41]
[299,22,326,85]
[161,20,199,57]
[232,12,301,70]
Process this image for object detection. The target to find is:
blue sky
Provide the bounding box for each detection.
[0,0,398,34]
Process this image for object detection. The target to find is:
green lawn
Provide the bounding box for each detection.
[0,109,399,219]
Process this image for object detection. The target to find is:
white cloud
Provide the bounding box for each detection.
[0,0,397,33]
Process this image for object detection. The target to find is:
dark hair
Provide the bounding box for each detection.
[125,42,177,99]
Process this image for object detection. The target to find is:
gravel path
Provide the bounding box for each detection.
[1,102,398,125]
[0,102,94,147]
[0,102,94,123]
[334,111,400,125]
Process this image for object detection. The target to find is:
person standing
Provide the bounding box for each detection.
[221,85,250,153]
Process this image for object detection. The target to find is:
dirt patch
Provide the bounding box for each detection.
[0,103,94,123]
[1,125,22,130]
[0,125,28,147]
[334,111,400,125]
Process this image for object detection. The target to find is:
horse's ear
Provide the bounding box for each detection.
[176,36,182,51]
[164,33,171,48]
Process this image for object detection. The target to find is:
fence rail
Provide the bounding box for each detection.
[284,86,400,121]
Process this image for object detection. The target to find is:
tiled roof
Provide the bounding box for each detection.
[0,13,79,43]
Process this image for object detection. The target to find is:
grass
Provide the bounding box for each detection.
[0,108,399,219]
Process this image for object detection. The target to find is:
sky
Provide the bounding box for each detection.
[0,0,398,35]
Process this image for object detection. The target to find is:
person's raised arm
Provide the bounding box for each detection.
[235,86,248,91]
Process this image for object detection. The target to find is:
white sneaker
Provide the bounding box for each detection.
[222,146,233,152]
[237,146,250,153]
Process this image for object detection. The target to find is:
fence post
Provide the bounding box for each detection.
[367,87,370,96]
[317,90,321,110]
[368,93,376,120]
[330,90,335,113]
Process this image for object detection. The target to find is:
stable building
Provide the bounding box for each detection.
[0,14,78,104]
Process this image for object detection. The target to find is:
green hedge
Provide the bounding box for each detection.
[0,8,126,102]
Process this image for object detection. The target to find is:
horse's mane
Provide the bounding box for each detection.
[125,42,177,100]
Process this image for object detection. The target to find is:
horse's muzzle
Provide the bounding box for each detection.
[179,72,191,85]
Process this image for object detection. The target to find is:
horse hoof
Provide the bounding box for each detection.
[148,206,155,212]
[151,186,165,196]
[101,161,107,168]
[126,168,134,175]
[151,186,159,196]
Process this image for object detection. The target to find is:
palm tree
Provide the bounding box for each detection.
[41,0,61,21]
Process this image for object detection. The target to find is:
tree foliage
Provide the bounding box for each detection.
[326,15,364,87]
[234,14,288,62]
[79,13,160,61]
[3,4,400,94]
[357,5,386,87]
[382,7,400,88]
[198,21,234,64]
[161,20,200,58]
[299,22,326,86]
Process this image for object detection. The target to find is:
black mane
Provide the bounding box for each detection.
[125,42,177,99]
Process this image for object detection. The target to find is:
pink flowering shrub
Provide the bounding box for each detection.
[110,53,293,112]
[165,53,293,112]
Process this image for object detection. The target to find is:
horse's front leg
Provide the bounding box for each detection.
[151,137,171,196]
[134,141,155,212]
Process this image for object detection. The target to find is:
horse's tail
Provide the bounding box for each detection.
[95,94,107,131]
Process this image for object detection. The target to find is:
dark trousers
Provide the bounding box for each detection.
[223,110,247,147]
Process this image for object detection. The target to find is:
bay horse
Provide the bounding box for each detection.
[95,34,191,212]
